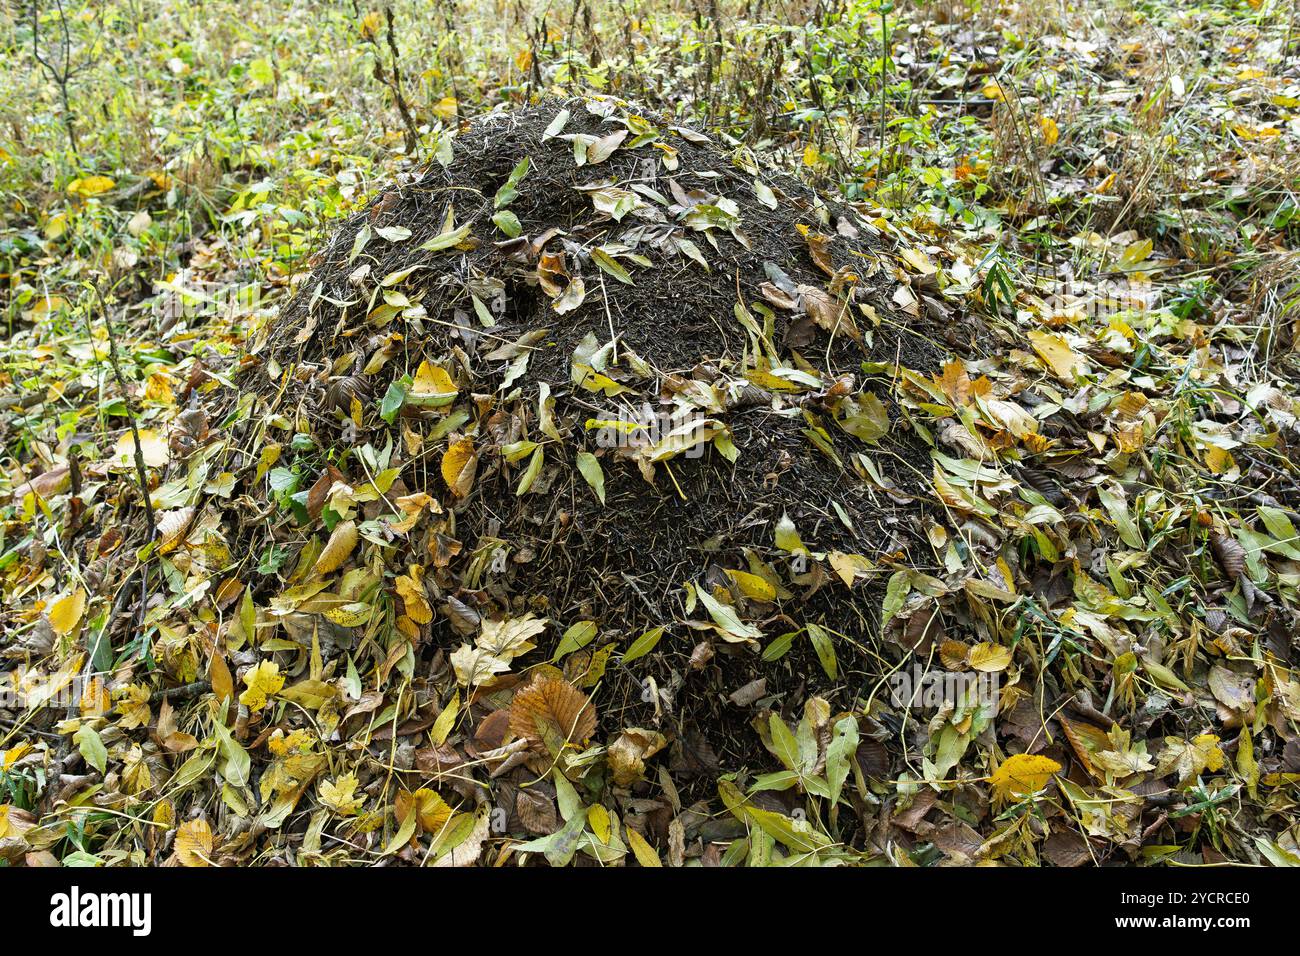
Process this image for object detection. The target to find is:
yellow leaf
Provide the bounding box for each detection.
[441,438,478,498]
[1205,446,1235,475]
[47,587,87,636]
[30,291,66,315]
[587,804,612,843]
[175,818,214,866]
[968,642,1013,672]
[113,428,169,468]
[396,564,433,624]
[574,366,628,396]
[774,512,807,554]
[396,787,453,833]
[829,551,872,587]
[390,492,441,533]
[990,753,1061,799]
[409,361,458,408]
[324,602,373,627]
[359,10,382,38]
[1039,116,1060,146]
[319,773,365,816]
[432,96,458,119]
[1027,329,1086,382]
[312,519,358,577]
[79,677,111,716]
[3,744,33,772]
[900,247,937,276]
[155,506,195,554]
[725,569,776,602]
[625,826,662,867]
[430,691,459,746]
[239,660,284,712]
[67,175,116,198]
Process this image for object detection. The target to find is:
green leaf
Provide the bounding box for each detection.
[349,224,371,262]
[576,451,606,504]
[494,157,530,209]
[515,807,586,866]
[806,622,837,680]
[542,109,570,141]
[695,586,763,642]
[552,620,598,661]
[383,805,419,856]
[248,57,275,85]
[1099,481,1143,549]
[418,222,471,252]
[213,719,251,788]
[622,626,664,663]
[592,248,634,285]
[826,715,859,806]
[516,445,544,495]
[761,630,797,662]
[769,713,801,774]
[379,377,410,424]
[74,724,108,774]
[880,570,913,637]
[838,392,890,443]
[552,767,582,820]
[492,210,522,237]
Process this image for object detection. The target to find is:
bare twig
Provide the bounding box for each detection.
[30,0,81,153]
[352,2,422,156]
[87,282,156,664]
[89,283,156,542]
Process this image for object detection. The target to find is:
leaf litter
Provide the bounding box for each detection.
[4,80,1300,868]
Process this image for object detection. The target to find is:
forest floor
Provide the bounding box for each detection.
[1,0,1299,867]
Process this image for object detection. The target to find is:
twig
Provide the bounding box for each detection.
[352,1,421,156]
[30,0,84,154]
[88,281,156,664]
[148,680,212,705]
[89,283,156,542]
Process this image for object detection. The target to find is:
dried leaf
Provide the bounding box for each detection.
[509,676,597,751]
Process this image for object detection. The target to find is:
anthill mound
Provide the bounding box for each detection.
[233,97,967,801]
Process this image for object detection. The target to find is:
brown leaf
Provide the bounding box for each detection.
[1210,532,1246,581]
[209,648,234,705]
[799,284,860,341]
[607,728,668,785]
[11,466,71,501]
[1042,830,1093,867]
[759,282,798,310]
[508,676,597,751]
[804,231,836,276]
[472,708,511,753]
[516,786,559,834]
[306,465,347,520]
